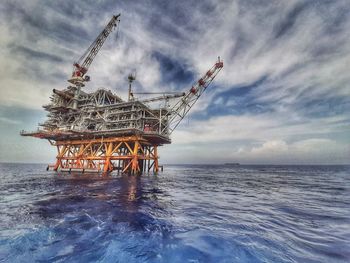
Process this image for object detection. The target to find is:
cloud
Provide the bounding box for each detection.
[251,140,288,154]
[0,0,349,164]
[234,138,350,164]
[171,113,350,144]
[0,117,22,125]
[163,138,349,165]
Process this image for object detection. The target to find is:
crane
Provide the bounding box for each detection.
[69,14,121,85]
[139,93,186,104]
[162,57,224,135]
[131,91,186,104]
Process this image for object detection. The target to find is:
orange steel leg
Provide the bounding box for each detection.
[131,140,140,175]
[153,145,159,173]
[49,136,160,175]
[103,142,113,173]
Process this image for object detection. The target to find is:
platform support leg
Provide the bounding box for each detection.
[131,141,140,175]
[103,142,113,173]
[154,145,159,173]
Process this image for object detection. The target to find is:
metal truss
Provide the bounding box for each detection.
[49,136,159,174]
[41,88,170,139]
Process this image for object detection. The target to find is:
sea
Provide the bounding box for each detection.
[0,163,349,263]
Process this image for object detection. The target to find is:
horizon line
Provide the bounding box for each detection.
[0,161,349,166]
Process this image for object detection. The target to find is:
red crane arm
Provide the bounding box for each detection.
[162,57,224,135]
[72,14,121,79]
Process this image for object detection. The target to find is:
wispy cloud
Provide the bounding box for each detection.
[0,117,22,125]
[0,0,349,163]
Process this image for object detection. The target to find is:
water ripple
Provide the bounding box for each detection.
[0,163,349,262]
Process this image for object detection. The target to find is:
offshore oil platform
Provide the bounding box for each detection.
[21,14,223,174]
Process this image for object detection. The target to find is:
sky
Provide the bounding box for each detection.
[0,0,349,164]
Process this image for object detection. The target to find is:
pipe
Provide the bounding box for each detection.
[53,89,74,100]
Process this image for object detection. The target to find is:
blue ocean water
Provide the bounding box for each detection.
[0,163,349,262]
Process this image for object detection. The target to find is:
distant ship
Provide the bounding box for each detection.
[224,163,240,166]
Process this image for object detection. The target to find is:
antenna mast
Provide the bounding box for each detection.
[128,73,136,101]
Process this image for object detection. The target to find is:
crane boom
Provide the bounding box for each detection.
[140,93,186,103]
[71,14,121,80]
[162,57,223,135]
